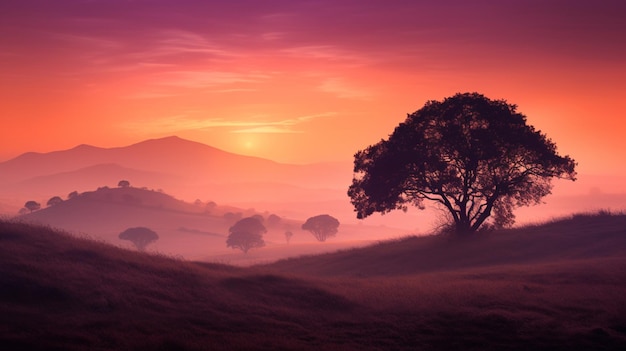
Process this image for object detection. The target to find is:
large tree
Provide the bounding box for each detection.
[226,217,266,254]
[302,214,340,242]
[348,92,576,235]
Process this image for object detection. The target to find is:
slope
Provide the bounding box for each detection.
[2,218,626,350]
[264,212,626,276]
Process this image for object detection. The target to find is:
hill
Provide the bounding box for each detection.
[264,212,626,276]
[18,186,405,264]
[2,214,626,350]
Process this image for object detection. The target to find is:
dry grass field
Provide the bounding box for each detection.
[2,212,626,350]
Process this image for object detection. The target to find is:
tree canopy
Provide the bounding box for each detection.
[24,201,41,213]
[47,196,63,207]
[302,214,340,242]
[226,217,266,254]
[119,227,159,251]
[348,92,576,235]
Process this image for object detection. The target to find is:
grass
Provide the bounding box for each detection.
[2,212,626,350]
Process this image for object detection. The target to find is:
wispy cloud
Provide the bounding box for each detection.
[157,70,269,88]
[318,78,371,99]
[122,112,337,134]
[140,29,238,59]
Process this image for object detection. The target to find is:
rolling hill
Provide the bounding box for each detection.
[17,186,406,264]
[264,211,626,276]
[2,213,626,350]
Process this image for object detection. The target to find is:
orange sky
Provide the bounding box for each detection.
[1,0,625,176]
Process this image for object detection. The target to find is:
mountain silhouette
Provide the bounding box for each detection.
[0,136,351,211]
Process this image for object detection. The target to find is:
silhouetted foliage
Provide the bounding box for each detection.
[251,214,265,223]
[18,207,29,215]
[348,92,577,235]
[194,199,203,206]
[24,200,41,213]
[46,196,63,207]
[267,214,282,227]
[226,217,266,254]
[118,227,159,251]
[284,230,293,244]
[302,214,340,242]
[118,180,130,188]
[67,191,78,199]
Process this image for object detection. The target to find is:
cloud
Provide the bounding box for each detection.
[157,71,269,88]
[231,126,303,134]
[318,78,371,99]
[121,112,337,134]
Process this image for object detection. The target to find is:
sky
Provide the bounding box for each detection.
[1,0,625,176]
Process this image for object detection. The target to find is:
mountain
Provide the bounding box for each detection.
[0,136,352,214]
[0,136,350,187]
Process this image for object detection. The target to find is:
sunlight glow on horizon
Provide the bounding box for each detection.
[0,1,625,173]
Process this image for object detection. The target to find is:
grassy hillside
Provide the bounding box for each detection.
[265,212,626,276]
[2,214,626,350]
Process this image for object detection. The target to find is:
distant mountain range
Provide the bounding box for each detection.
[0,136,352,213]
[2,136,625,230]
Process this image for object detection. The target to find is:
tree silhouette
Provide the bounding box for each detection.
[226,217,266,254]
[119,227,159,251]
[267,214,282,227]
[118,180,130,188]
[284,230,293,244]
[348,92,577,235]
[24,201,41,213]
[46,196,63,207]
[67,191,78,199]
[302,214,340,242]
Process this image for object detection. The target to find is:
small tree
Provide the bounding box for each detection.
[47,196,63,207]
[348,92,577,235]
[226,217,266,254]
[24,201,41,213]
[118,180,130,188]
[284,230,294,244]
[119,227,159,251]
[18,208,29,215]
[68,191,78,199]
[302,214,340,242]
[267,214,282,227]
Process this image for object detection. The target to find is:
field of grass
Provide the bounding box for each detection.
[2,213,626,350]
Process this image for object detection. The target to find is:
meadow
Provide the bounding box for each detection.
[2,212,626,350]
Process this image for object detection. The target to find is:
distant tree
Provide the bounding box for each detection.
[251,214,265,223]
[348,92,577,235]
[267,214,282,227]
[302,214,340,242]
[67,191,79,199]
[194,199,203,206]
[24,201,41,213]
[284,230,294,244]
[226,217,266,254]
[18,208,29,215]
[119,227,159,251]
[46,196,63,207]
[206,201,217,209]
[118,180,130,188]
